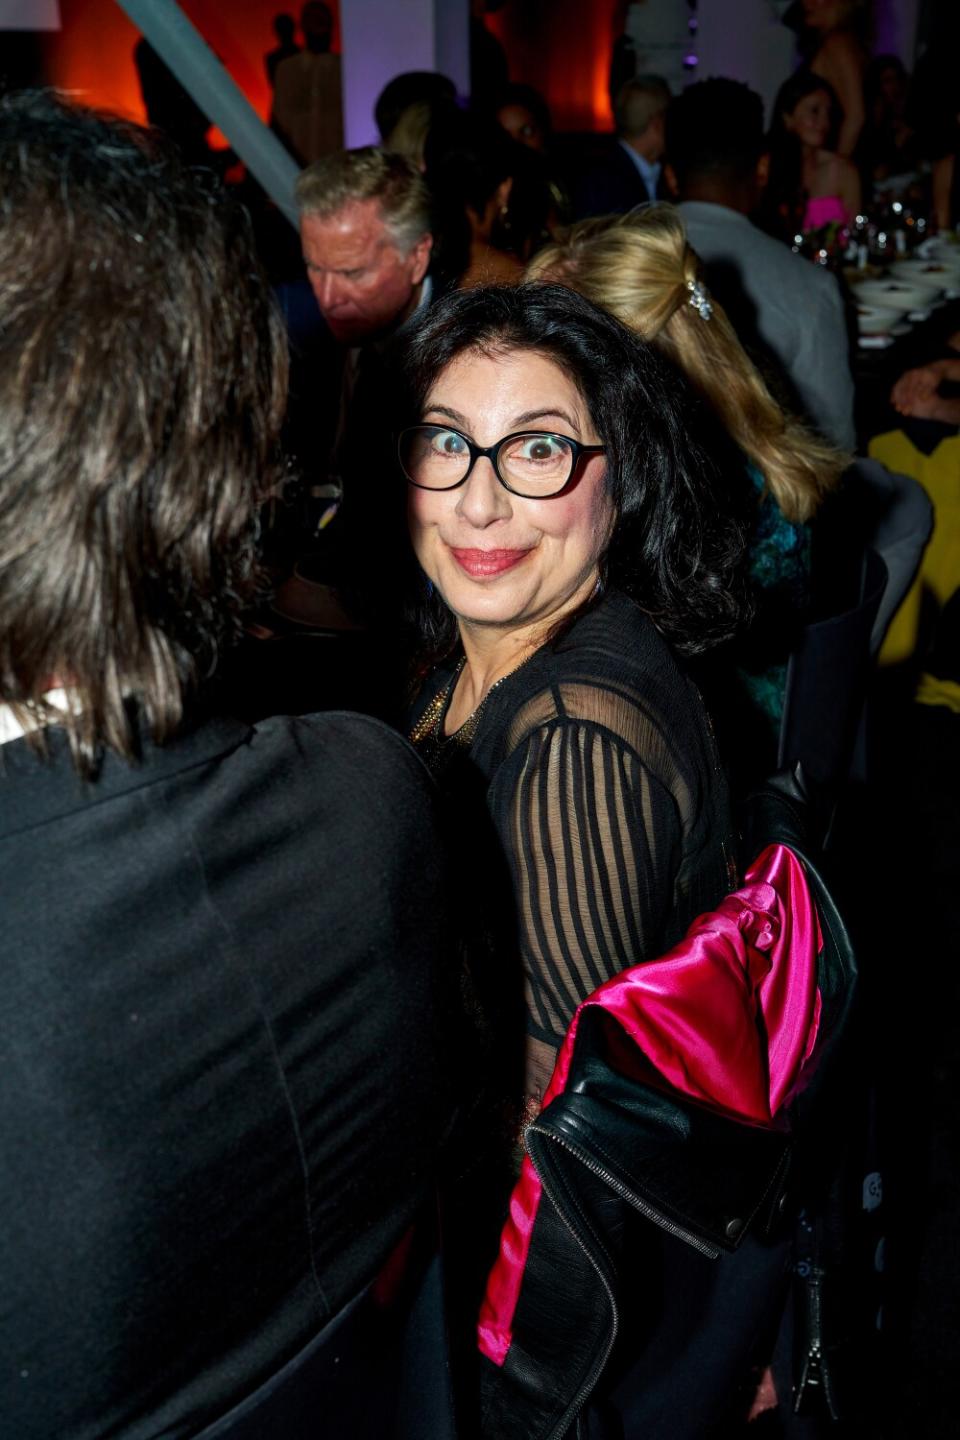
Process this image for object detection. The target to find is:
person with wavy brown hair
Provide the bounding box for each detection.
[0,92,454,1440]
[763,69,861,240]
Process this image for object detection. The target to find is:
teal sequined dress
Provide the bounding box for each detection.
[739,464,811,736]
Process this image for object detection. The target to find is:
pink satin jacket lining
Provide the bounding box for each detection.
[478,843,823,1367]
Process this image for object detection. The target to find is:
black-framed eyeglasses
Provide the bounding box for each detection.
[398,425,606,499]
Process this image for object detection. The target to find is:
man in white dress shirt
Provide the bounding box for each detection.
[572,75,671,219]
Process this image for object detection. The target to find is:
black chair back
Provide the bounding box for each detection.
[778,548,887,791]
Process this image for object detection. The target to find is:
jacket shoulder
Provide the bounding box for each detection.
[251,710,439,844]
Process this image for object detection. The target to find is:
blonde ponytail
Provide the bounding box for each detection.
[527,204,848,523]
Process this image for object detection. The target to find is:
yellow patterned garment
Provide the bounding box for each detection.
[867,429,960,668]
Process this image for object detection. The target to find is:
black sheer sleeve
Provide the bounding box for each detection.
[487,685,685,1101]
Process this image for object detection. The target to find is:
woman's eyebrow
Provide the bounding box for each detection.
[511,407,582,435]
[422,403,471,427]
[422,403,584,436]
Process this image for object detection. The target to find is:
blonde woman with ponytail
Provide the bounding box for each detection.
[527,203,845,522]
[527,203,849,764]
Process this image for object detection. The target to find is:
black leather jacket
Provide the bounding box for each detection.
[478,775,858,1440]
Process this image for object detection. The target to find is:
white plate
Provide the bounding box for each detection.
[857,303,905,334]
[891,258,960,287]
[855,279,943,310]
[917,236,960,260]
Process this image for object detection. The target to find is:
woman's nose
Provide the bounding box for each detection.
[455,456,512,526]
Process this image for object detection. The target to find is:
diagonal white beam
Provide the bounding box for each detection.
[114,0,299,226]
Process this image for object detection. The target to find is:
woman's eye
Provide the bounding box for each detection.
[518,435,566,462]
[429,430,467,457]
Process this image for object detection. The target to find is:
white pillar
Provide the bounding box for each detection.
[339,0,469,149]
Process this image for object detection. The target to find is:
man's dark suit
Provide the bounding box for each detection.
[0,709,454,1438]
[570,137,668,220]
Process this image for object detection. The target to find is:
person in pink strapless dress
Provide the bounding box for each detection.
[764,70,861,241]
[803,191,850,231]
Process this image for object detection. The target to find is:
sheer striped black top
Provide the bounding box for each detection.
[409,590,736,1100]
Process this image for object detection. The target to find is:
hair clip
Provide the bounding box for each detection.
[686,278,713,321]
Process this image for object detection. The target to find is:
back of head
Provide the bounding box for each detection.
[296,145,432,253]
[527,203,696,341]
[423,109,523,284]
[382,99,436,170]
[666,77,764,194]
[614,74,671,141]
[423,107,517,219]
[0,92,286,772]
[528,205,742,416]
[374,71,457,143]
[274,12,296,44]
[301,1,333,52]
[527,205,845,522]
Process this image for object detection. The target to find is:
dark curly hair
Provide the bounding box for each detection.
[0,92,287,774]
[392,282,750,663]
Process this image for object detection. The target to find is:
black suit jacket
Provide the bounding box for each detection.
[0,710,454,1439]
[570,137,667,220]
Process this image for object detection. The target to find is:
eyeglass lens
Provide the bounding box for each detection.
[401,426,575,496]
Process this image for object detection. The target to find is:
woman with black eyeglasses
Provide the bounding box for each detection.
[397,282,750,1115]
[393,284,793,1438]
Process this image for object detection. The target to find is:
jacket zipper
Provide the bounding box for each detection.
[540,1129,721,1258]
[530,1138,620,1440]
[531,1128,721,1440]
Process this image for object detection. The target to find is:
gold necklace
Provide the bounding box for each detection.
[409,653,531,765]
[409,658,467,750]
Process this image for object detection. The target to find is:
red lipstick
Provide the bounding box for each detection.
[450,547,532,578]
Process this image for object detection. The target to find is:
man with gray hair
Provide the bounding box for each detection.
[572,74,671,219]
[283,148,435,619]
[297,146,433,345]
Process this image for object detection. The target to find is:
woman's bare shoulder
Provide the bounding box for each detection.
[818,149,858,187]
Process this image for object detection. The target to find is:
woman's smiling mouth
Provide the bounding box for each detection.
[448,547,534,578]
